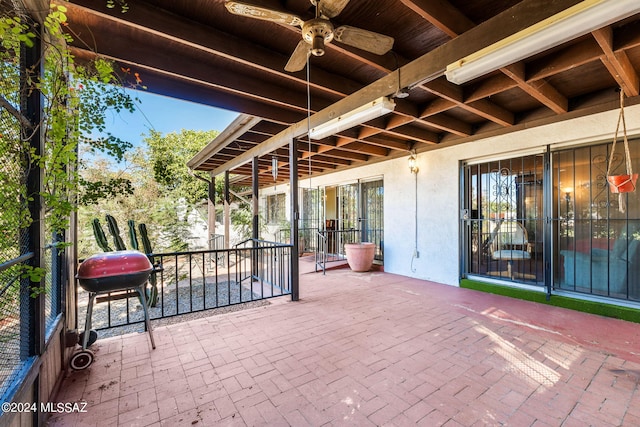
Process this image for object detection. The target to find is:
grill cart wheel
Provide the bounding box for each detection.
[78,330,98,348]
[70,350,94,370]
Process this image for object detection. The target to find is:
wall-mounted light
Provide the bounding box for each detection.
[408,151,419,174]
[445,0,640,85]
[309,97,396,140]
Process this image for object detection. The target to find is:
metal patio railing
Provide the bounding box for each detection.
[315,229,358,274]
[275,227,318,253]
[75,241,292,336]
[209,233,226,267]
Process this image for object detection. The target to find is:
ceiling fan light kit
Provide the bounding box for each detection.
[445,0,640,85]
[303,19,334,56]
[309,96,396,140]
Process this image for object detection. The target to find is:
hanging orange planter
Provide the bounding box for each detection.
[607,173,638,194]
[607,90,637,195]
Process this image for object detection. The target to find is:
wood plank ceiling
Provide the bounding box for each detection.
[60,0,640,187]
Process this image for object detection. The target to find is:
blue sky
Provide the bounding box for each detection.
[107,88,239,147]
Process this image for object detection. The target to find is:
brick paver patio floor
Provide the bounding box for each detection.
[48,268,640,426]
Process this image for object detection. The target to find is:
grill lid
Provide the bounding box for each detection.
[77,250,153,280]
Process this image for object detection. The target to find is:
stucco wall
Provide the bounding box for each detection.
[261,104,640,287]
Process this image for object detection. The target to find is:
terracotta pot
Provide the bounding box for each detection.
[607,173,638,193]
[344,242,376,272]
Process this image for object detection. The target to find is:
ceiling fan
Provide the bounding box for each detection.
[224,0,394,72]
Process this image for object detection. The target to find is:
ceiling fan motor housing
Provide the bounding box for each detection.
[303,19,334,56]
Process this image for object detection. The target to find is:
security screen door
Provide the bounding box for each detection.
[463,154,545,286]
[463,140,640,303]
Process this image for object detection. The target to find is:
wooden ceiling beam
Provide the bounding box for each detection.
[297,141,319,154]
[420,99,456,117]
[466,74,518,102]
[71,47,317,123]
[382,125,437,144]
[312,149,369,162]
[592,27,640,97]
[363,136,412,151]
[72,48,306,125]
[299,152,351,165]
[423,77,514,126]
[365,136,412,151]
[62,0,363,99]
[418,113,472,136]
[387,102,454,140]
[235,134,271,144]
[527,38,609,81]
[501,63,568,113]
[335,141,389,157]
[259,163,325,175]
[248,122,288,136]
[399,1,560,126]
[398,0,475,38]
[211,0,595,175]
[358,118,439,145]
[525,26,640,85]
[464,99,514,126]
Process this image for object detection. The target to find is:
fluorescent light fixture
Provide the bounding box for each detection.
[445,0,640,85]
[309,97,396,140]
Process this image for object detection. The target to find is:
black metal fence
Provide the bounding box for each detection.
[76,241,292,335]
[275,227,318,253]
[209,233,226,266]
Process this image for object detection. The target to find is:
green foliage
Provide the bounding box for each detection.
[0,15,35,50]
[0,3,142,241]
[230,208,253,241]
[0,3,144,305]
[145,129,219,204]
[21,266,46,283]
[106,0,130,12]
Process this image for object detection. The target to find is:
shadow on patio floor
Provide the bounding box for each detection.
[48,269,640,426]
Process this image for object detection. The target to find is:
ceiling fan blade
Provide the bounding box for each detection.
[317,0,351,18]
[285,40,311,72]
[225,1,303,27]
[334,25,394,55]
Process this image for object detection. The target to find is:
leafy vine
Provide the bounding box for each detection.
[0,2,140,284]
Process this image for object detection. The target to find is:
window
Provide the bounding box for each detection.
[266,194,286,224]
[553,141,640,300]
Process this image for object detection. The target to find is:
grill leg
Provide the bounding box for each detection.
[137,286,156,349]
[82,292,96,350]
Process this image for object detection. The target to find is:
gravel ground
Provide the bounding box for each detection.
[76,279,271,340]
